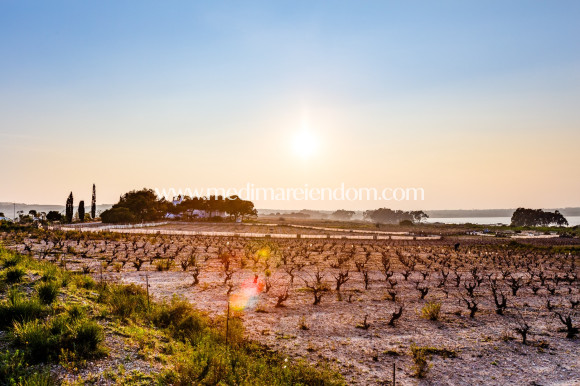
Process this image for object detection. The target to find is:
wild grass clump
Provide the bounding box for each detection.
[0,290,45,328]
[37,281,60,305]
[421,301,441,321]
[69,273,95,289]
[161,339,343,386]
[39,263,59,283]
[155,259,173,271]
[97,283,149,321]
[4,266,26,283]
[0,349,54,385]
[11,311,105,363]
[150,297,206,342]
[1,252,22,268]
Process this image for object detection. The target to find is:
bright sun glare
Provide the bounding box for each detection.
[292,130,318,159]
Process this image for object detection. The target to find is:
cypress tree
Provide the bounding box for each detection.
[65,192,74,223]
[78,200,85,222]
[91,184,96,219]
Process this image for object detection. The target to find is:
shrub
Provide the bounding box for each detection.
[99,283,149,320]
[37,281,60,305]
[100,207,136,223]
[1,253,22,268]
[0,349,54,385]
[0,292,44,328]
[155,259,173,271]
[66,304,86,321]
[70,274,95,289]
[5,266,26,283]
[160,338,343,386]
[40,264,59,283]
[0,349,27,383]
[151,297,205,341]
[74,320,104,356]
[410,344,431,378]
[12,315,104,363]
[421,301,441,321]
[12,319,55,363]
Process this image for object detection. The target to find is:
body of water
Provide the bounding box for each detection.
[425,216,580,227]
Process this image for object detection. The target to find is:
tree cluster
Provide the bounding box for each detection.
[510,208,568,227]
[331,210,356,221]
[100,189,258,223]
[363,208,428,224]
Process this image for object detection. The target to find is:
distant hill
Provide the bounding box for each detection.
[425,208,580,218]
[258,207,580,219]
[3,203,579,220]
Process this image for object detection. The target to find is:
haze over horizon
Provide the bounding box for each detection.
[1,1,579,210]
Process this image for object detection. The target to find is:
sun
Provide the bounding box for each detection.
[292,129,318,159]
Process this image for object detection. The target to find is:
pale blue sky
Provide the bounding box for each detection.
[1,1,579,209]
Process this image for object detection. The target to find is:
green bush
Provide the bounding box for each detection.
[69,274,95,289]
[12,319,55,363]
[100,207,136,223]
[162,338,343,385]
[0,349,55,385]
[1,253,22,268]
[12,315,104,363]
[0,349,28,383]
[0,291,44,328]
[37,281,60,305]
[151,297,206,341]
[39,264,60,283]
[66,304,86,321]
[98,283,149,320]
[74,320,104,356]
[5,266,26,283]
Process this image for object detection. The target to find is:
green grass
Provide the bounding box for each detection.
[36,281,60,305]
[4,266,26,284]
[0,349,53,385]
[0,290,45,329]
[0,245,343,385]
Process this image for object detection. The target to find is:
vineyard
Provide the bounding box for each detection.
[2,226,579,384]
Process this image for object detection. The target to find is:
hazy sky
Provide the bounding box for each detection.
[1,1,579,210]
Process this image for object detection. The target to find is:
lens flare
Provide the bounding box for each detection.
[229,275,264,311]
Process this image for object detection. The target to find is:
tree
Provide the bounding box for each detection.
[91,184,96,219]
[46,211,63,222]
[78,201,85,222]
[510,208,568,227]
[331,210,355,221]
[410,211,429,223]
[224,195,257,221]
[65,192,74,223]
[28,210,37,218]
[100,207,136,223]
[363,208,427,224]
[100,188,169,223]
